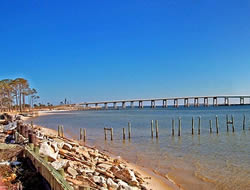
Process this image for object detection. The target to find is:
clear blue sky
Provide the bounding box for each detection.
[1,0,250,104]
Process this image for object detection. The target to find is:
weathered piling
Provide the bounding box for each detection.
[198,116,201,135]
[58,125,61,137]
[31,121,33,128]
[232,115,235,133]
[128,122,131,139]
[243,115,246,130]
[226,115,229,132]
[123,128,126,140]
[111,128,113,140]
[209,120,212,133]
[192,117,194,135]
[83,128,86,142]
[155,120,159,138]
[172,119,175,136]
[104,128,107,140]
[151,120,154,138]
[80,128,83,140]
[216,115,219,134]
[178,117,181,136]
[104,127,113,140]
[61,125,64,137]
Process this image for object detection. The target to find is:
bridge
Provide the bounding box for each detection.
[79,95,250,109]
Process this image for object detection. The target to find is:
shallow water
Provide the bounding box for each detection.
[30,106,250,190]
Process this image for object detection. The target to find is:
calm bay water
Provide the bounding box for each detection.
[30,106,250,190]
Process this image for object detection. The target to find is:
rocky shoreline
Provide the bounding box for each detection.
[0,113,175,190]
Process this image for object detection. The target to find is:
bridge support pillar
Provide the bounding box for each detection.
[130,101,134,108]
[184,98,189,107]
[86,104,88,108]
[122,102,126,109]
[163,100,167,108]
[224,97,230,106]
[95,103,98,107]
[104,103,108,109]
[139,101,143,108]
[151,100,156,108]
[194,98,199,107]
[174,99,178,108]
[213,97,218,106]
[240,97,244,105]
[204,97,209,107]
[113,102,117,109]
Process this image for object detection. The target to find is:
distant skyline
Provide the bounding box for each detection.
[1,0,250,104]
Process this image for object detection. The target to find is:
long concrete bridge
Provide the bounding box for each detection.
[79,95,250,109]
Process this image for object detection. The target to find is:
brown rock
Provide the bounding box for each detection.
[67,167,78,178]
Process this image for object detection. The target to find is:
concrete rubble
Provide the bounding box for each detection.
[0,113,150,190]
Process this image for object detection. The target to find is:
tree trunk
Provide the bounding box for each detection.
[19,90,22,112]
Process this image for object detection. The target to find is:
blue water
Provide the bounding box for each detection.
[30,105,250,190]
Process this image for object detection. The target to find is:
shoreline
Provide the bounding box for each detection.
[25,110,180,190]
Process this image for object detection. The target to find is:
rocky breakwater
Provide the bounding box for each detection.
[18,122,151,190]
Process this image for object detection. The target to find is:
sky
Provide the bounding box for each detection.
[0,0,250,104]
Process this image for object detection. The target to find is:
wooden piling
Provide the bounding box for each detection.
[232,115,235,133]
[111,128,113,141]
[80,128,83,140]
[172,119,175,136]
[226,115,229,132]
[151,120,154,138]
[198,116,201,135]
[192,117,194,135]
[61,125,64,137]
[178,117,181,136]
[83,129,86,142]
[243,115,246,130]
[58,125,61,137]
[216,116,219,134]
[155,120,159,138]
[128,122,131,139]
[209,120,212,133]
[104,128,107,140]
[123,128,126,140]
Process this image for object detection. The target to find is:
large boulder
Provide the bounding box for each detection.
[39,141,58,161]
[51,159,68,170]
[113,168,139,187]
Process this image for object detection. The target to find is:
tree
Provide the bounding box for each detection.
[0,78,39,112]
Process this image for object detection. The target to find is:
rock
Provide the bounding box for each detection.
[117,180,132,190]
[59,148,69,156]
[107,178,119,189]
[72,146,79,153]
[39,141,58,161]
[53,138,65,149]
[95,168,114,178]
[63,143,72,151]
[51,141,59,152]
[51,159,68,170]
[67,167,78,178]
[98,163,112,170]
[113,168,139,187]
[78,149,91,160]
[92,176,106,186]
